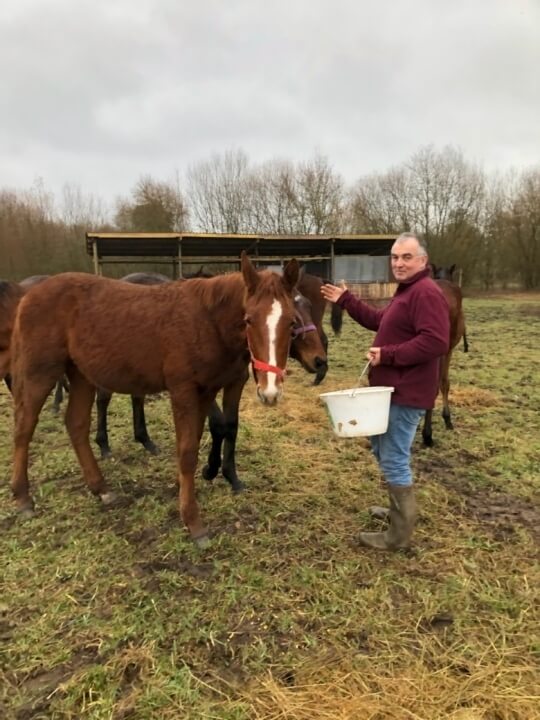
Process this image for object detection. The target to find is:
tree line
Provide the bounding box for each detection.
[1,145,538,288]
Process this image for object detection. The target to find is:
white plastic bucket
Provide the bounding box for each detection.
[319,386,394,438]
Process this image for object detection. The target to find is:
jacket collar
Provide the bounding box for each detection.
[395,267,432,291]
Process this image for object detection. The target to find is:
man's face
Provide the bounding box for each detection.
[390,239,428,282]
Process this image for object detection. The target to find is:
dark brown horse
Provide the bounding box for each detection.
[430,264,468,352]
[9,253,299,544]
[94,272,175,456]
[294,270,344,356]
[422,264,469,447]
[95,271,328,496]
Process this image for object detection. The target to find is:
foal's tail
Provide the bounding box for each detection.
[330,302,343,335]
[0,280,25,380]
[320,280,344,335]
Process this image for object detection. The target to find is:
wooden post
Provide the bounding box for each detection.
[92,240,101,275]
[176,238,182,279]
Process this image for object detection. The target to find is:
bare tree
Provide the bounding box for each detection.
[187,149,251,232]
[245,159,299,233]
[60,183,109,229]
[504,168,540,289]
[294,154,344,234]
[345,166,413,233]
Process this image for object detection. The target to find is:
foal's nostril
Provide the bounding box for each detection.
[314,357,328,369]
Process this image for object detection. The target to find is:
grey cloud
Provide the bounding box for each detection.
[0,0,538,200]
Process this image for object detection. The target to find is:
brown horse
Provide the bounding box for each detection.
[9,253,299,544]
[422,265,469,447]
[0,280,25,382]
[1,276,67,412]
[94,270,328,460]
[201,280,328,491]
[202,270,342,491]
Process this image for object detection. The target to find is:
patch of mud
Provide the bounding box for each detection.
[419,613,454,633]
[464,491,539,541]
[519,304,540,318]
[135,558,215,578]
[13,646,100,719]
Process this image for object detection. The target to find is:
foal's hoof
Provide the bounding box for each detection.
[99,447,112,459]
[18,505,36,520]
[99,491,117,507]
[143,441,160,455]
[193,533,211,549]
[202,463,219,481]
[231,481,246,495]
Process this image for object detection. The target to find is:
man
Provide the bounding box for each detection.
[321,233,450,550]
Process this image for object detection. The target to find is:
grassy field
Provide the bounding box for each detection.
[0,293,539,720]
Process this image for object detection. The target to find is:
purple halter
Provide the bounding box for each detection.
[292,322,317,338]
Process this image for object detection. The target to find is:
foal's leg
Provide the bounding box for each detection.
[132,395,159,454]
[65,369,111,502]
[52,378,64,413]
[220,378,248,493]
[422,408,434,447]
[170,391,212,544]
[440,352,454,430]
[202,400,225,481]
[463,327,469,353]
[95,388,113,457]
[11,374,58,514]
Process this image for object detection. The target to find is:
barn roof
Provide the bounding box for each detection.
[86,232,397,263]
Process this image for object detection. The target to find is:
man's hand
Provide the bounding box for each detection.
[367,347,382,366]
[320,281,347,303]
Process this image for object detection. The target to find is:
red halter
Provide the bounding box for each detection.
[250,356,286,379]
[246,333,287,381]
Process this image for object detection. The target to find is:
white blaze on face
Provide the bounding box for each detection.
[263,298,283,399]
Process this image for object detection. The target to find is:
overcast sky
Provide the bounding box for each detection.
[1,0,538,205]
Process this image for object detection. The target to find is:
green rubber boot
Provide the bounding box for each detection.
[359,485,416,550]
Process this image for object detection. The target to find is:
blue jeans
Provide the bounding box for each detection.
[369,404,425,487]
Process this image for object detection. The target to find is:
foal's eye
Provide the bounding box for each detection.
[244,315,252,326]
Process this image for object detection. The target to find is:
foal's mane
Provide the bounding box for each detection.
[179,272,245,311]
[181,269,290,310]
[0,280,24,313]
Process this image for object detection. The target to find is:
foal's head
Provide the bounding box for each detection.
[241,252,299,405]
[289,290,328,384]
[431,264,456,281]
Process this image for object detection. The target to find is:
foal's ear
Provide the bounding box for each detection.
[241,251,260,292]
[283,259,300,292]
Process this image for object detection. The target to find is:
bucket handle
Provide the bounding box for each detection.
[351,360,371,397]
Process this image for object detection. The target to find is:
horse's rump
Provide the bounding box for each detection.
[0,280,25,378]
[435,279,465,350]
